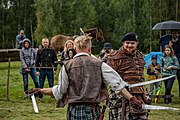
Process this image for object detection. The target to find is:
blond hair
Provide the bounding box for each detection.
[74,35,92,50]
[63,40,74,53]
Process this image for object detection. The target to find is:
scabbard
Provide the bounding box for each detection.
[121,97,126,120]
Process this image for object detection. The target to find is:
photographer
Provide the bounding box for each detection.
[20,39,40,99]
[98,43,113,62]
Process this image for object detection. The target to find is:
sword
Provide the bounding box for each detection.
[142,104,179,111]
[31,94,39,113]
[127,75,175,88]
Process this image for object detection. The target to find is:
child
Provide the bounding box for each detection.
[160,45,179,104]
[147,55,162,95]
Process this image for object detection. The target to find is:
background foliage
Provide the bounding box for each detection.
[0,0,180,53]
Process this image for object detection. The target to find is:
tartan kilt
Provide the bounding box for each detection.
[67,104,100,120]
[107,91,129,120]
[107,91,148,120]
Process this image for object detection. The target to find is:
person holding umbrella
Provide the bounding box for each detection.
[168,30,180,98]
[153,20,180,98]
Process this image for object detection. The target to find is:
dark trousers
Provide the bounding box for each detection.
[22,68,40,94]
[39,69,54,88]
[177,74,180,97]
[39,69,54,98]
[163,76,175,96]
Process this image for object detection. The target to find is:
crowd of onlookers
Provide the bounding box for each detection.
[17,30,77,101]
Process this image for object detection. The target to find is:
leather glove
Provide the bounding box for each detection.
[129,96,142,110]
[28,88,41,95]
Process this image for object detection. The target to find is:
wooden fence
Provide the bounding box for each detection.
[0,49,20,62]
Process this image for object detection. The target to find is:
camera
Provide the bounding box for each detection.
[105,50,110,54]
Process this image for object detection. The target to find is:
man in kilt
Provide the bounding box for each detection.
[107,32,151,120]
[29,34,142,120]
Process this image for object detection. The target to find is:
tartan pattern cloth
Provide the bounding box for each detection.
[67,104,100,120]
[107,91,148,120]
[107,91,130,120]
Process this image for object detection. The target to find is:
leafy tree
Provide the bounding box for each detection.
[35,0,98,44]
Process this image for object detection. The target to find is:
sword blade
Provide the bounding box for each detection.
[142,104,179,111]
[31,94,39,113]
[128,75,175,88]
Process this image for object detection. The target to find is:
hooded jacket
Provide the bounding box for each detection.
[20,39,36,73]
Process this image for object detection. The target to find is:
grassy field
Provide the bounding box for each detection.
[0,61,180,120]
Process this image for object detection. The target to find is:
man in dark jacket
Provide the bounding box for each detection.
[35,38,57,101]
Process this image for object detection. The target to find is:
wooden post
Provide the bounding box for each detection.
[6,58,11,101]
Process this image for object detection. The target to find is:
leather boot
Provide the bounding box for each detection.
[164,98,169,104]
[168,98,172,103]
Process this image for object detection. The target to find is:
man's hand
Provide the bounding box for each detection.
[166,66,173,70]
[129,96,142,110]
[28,88,41,95]
[36,72,40,76]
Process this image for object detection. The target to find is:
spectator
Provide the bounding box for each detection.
[160,45,179,104]
[169,30,180,98]
[98,43,113,62]
[147,55,162,95]
[35,38,58,101]
[29,35,142,120]
[16,30,26,49]
[66,49,76,60]
[19,38,40,98]
[61,40,76,61]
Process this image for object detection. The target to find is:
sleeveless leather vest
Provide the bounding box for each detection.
[63,55,108,104]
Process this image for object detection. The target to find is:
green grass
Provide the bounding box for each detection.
[0,61,180,120]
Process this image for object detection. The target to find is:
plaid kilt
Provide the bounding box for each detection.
[67,104,100,120]
[107,91,148,120]
[107,91,130,120]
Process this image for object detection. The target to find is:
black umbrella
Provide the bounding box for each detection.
[152,20,180,30]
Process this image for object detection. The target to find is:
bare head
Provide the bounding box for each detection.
[20,30,24,36]
[74,35,92,54]
[42,38,49,48]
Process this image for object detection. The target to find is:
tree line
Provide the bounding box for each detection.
[0,0,179,54]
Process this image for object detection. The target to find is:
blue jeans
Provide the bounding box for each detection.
[22,68,40,94]
[39,69,54,88]
[163,76,175,96]
[39,69,54,99]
